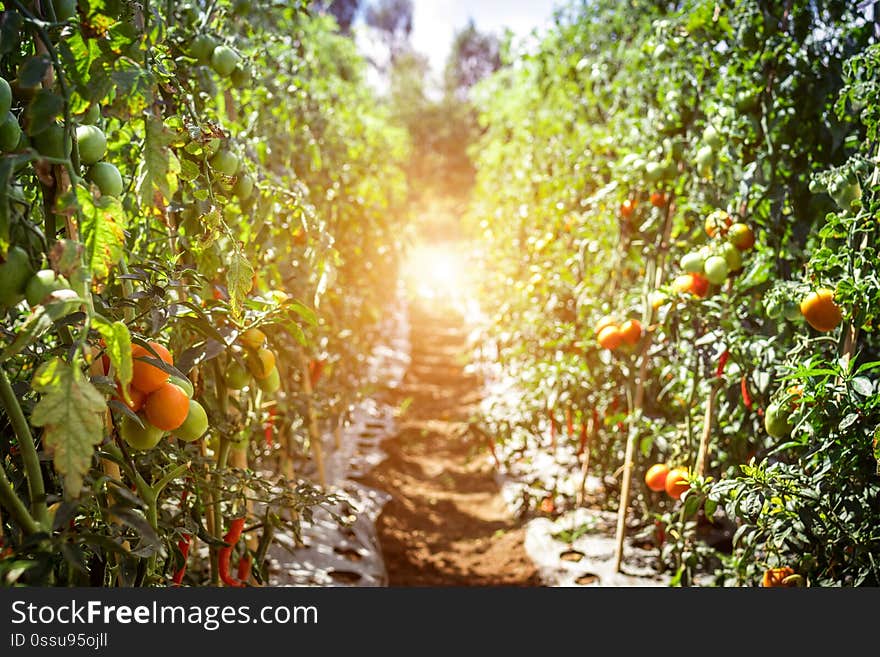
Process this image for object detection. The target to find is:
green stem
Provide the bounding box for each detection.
[0,368,48,528]
[0,459,40,535]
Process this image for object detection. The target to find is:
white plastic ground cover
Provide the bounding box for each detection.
[469,329,668,587]
[267,296,411,586]
[524,509,668,587]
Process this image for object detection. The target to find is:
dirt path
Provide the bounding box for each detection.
[357,299,539,586]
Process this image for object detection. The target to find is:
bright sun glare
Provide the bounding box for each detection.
[403,243,467,302]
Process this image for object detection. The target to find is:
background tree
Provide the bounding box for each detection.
[316,0,362,34]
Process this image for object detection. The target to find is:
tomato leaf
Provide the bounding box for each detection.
[30,358,107,498]
[226,250,254,319]
[78,187,126,279]
[93,316,133,396]
[138,114,179,207]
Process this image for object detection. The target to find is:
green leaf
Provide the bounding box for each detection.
[30,358,107,498]
[18,55,51,88]
[138,114,179,207]
[226,249,254,319]
[851,376,873,397]
[0,307,54,363]
[288,299,318,326]
[78,187,126,279]
[93,316,132,395]
[25,90,64,136]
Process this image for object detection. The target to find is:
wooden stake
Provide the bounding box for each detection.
[695,382,720,477]
[613,198,675,573]
[576,412,596,506]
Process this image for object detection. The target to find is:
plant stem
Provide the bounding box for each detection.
[0,368,48,528]
[0,460,40,535]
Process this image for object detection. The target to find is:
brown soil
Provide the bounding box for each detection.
[357,299,539,586]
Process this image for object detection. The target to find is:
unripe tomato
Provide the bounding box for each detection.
[257,366,281,394]
[76,124,107,165]
[25,269,66,306]
[174,399,209,442]
[33,123,71,159]
[118,414,165,451]
[764,402,793,438]
[225,359,251,390]
[169,375,194,398]
[189,34,218,64]
[720,242,742,272]
[210,45,241,77]
[0,78,11,116]
[703,255,729,285]
[0,246,34,307]
[210,149,239,177]
[0,112,21,151]
[87,162,124,197]
[234,172,255,200]
[680,251,705,274]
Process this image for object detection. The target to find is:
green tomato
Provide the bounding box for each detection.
[257,365,280,394]
[0,246,34,307]
[25,269,66,306]
[230,65,250,88]
[189,34,218,64]
[169,375,194,398]
[680,251,705,274]
[233,172,254,200]
[0,78,11,116]
[119,414,165,450]
[703,255,729,285]
[210,45,240,78]
[210,148,239,176]
[764,402,793,438]
[720,242,743,272]
[765,298,783,319]
[224,359,251,390]
[783,300,802,322]
[76,124,107,165]
[0,112,21,151]
[33,124,71,160]
[52,0,78,21]
[696,144,714,173]
[829,179,861,210]
[173,399,209,442]
[644,161,664,182]
[87,162,124,197]
[702,124,721,148]
[79,103,101,124]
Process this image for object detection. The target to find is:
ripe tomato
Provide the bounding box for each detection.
[728,222,755,250]
[239,327,266,350]
[619,319,642,345]
[664,467,689,500]
[247,348,276,379]
[649,192,666,208]
[620,199,637,218]
[645,463,669,492]
[673,273,709,298]
[143,382,190,431]
[597,325,623,350]
[762,566,797,587]
[131,342,173,393]
[799,288,842,332]
[594,315,617,336]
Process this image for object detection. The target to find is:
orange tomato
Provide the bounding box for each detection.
[672,273,710,298]
[247,348,276,380]
[645,463,670,492]
[597,325,624,350]
[115,383,147,413]
[619,319,642,345]
[650,192,666,208]
[664,467,690,500]
[762,566,797,587]
[131,342,173,394]
[620,199,637,218]
[594,315,617,336]
[704,210,732,237]
[799,288,842,332]
[143,382,190,431]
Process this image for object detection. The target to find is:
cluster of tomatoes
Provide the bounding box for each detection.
[594,317,643,351]
[644,463,690,500]
[669,210,754,300]
[93,341,209,451]
[224,327,280,395]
